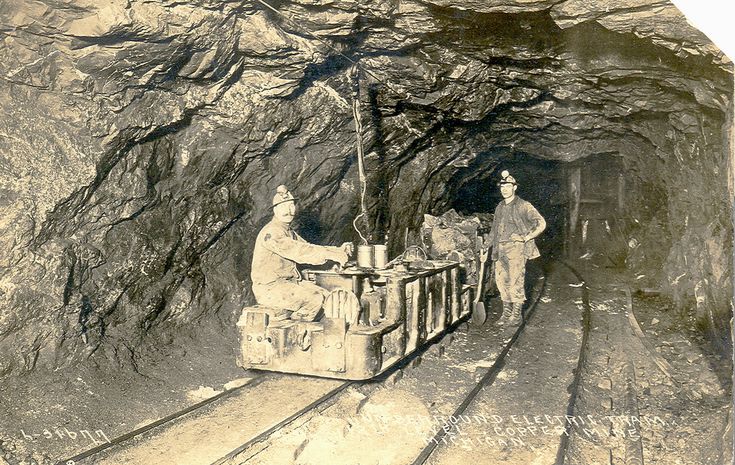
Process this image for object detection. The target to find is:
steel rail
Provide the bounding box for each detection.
[55,371,271,465]
[211,312,477,465]
[209,381,353,465]
[410,265,553,465]
[56,267,525,465]
[57,297,475,465]
[554,261,592,465]
[555,267,645,465]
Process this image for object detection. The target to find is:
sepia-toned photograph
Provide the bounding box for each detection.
[0,0,732,464]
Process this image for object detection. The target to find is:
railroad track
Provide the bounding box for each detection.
[209,262,648,465]
[214,267,552,465]
[59,263,593,465]
[57,309,475,465]
[56,373,275,465]
[409,260,594,465]
[210,308,480,465]
[555,261,593,465]
[555,265,646,465]
[209,380,354,465]
[56,371,357,465]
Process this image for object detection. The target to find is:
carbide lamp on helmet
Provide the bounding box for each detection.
[272,185,297,207]
[498,170,517,186]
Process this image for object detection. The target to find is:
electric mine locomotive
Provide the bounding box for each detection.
[236,214,487,380]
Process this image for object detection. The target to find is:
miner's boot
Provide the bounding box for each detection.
[497,302,512,325]
[508,302,523,326]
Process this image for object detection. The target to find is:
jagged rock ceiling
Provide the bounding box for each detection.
[0,0,731,374]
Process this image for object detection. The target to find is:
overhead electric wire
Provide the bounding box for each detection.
[253,0,405,244]
[351,64,370,244]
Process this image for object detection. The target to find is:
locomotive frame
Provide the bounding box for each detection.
[236,259,473,380]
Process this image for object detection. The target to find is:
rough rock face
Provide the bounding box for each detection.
[0,0,731,375]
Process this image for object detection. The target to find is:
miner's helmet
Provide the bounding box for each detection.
[498,170,517,186]
[272,185,297,207]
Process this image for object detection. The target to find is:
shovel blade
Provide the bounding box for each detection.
[472,301,487,326]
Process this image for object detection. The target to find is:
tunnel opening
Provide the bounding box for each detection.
[563,153,628,267]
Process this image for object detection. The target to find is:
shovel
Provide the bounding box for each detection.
[472,246,489,326]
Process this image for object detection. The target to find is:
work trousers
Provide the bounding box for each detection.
[494,241,527,304]
[252,279,329,321]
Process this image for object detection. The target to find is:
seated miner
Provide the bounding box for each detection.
[250,185,353,322]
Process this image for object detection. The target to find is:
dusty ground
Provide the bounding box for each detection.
[630,290,732,465]
[561,262,732,465]
[0,323,247,465]
[230,262,732,465]
[85,375,345,465]
[0,262,731,465]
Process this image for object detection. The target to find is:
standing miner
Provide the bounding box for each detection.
[251,185,353,321]
[488,170,546,326]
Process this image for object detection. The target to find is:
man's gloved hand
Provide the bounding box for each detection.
[510,233,525,243]
[340,242,354,258]
[479,247,489,263]
[329,247,349,266]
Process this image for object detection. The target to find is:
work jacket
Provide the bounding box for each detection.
[490,196,544,261]
[251,219,339,286]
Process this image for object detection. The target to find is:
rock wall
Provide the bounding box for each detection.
[623,108,733,341]
[0,0,732,375]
